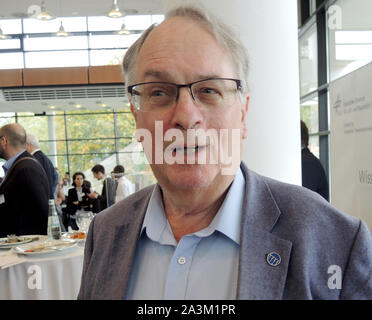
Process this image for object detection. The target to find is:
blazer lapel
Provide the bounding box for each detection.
[237,163,293,300]
[99,188,152,299]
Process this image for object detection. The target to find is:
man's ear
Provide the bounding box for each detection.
[241,95,249,139]
[130,104,138,122]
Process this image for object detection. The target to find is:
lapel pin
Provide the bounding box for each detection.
[266,252,281,267]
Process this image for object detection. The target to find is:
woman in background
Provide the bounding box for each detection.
[66,172,91,230]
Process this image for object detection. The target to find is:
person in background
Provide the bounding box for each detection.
[54,176,66,232]
[26,133,58,199]
[88,164,117,212]
[301,120,329,201]
[0,123,49,237]
[66,172,92,231]
[62,172,71,196]
[78,5,372,300]
[112,164,135,203]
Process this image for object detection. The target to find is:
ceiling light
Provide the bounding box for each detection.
[36,1,55,21]
[0,27,10,40]
[56,21,69,37]
[49,105,56,109]
[75,104,82,108]
[107,0,125,18]
[117,22,131,35]
[101,103,107,107]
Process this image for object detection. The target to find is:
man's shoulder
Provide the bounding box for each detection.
[242,165,360,236]
[13,151,44,172]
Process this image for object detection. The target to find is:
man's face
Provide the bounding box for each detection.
[93,172,101,180]
[0,133,7,160]
[131,17,249,193]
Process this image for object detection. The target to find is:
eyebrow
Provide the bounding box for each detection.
[142,70,223,83]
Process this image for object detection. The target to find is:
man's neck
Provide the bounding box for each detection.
[6,147,25,160]
[161,175,235,242]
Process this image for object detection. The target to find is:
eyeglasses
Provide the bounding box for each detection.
[127,78,242,112]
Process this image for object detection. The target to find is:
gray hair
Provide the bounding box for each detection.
[122,5,249,94]
[26,133,40,148]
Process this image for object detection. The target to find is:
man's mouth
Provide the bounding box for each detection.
[172,145,206,155]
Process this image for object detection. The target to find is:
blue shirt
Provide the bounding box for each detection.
[126,168,245,300]
[2,149,26,176]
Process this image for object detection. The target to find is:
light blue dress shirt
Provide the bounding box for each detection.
[126,168,245,300]
[2,149,26,176]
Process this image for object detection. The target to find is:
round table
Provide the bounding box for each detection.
[0,242,84,300]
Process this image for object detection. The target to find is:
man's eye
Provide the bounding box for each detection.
[200,87,219,95]
[151,90,167,97]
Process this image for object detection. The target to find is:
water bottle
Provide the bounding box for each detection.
[47,199,61,240]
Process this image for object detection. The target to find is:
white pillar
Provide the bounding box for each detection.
[47,112,58,168]
[162,0,301,185]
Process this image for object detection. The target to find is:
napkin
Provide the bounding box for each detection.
[0,251,26,269]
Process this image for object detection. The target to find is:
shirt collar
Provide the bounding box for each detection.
[142,168,245,246]
[30,148,41,155]
[2,149,26,175]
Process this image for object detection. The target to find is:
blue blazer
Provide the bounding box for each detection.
[78,162,372,299]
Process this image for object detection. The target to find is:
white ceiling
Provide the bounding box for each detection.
[0,0,164,113]
[0,0,164,19]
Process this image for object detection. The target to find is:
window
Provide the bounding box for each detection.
[90,49,127,66]
[0,110,155,191]
[299,22,318,96]
[0,14,163,69]
[301,94,319,134]
[23,17,87,34]
[328,0,372,81]
[0,52,24,69]
[25,50,89,68]
[0,19,22,34]
[24,36,89,51]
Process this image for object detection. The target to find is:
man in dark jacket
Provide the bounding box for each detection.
[26,133,58,199]
[0,123,49,237]
[301,120,329,201]
[88,164,117,212]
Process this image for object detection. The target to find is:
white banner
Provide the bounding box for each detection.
[330,62,372,232]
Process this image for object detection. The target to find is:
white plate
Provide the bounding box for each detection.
[11,239,77,255]
[61,232,86,243]
[0,236,33,248]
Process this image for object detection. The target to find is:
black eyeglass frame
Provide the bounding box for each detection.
[127,77,242,106]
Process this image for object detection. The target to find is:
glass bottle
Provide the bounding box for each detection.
[47,199,61,240]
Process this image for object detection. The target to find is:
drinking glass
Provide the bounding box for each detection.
[76,211,94,234]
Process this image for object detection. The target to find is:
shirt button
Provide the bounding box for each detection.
[177,257,186,265]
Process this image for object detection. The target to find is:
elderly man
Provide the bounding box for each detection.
[78,6,372,299]
[26,133,58,199]
[0,124,50,237]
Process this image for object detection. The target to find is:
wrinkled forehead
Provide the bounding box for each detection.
[135,16,237,80]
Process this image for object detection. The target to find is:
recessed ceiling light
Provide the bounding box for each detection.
[49,105,56,109]
[75,104,82,108]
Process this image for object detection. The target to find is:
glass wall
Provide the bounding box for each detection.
[298,0,372,198]
[0,109,156,192]
[0,14,163,69]
[328,0,372,81]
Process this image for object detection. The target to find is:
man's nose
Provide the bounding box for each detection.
[170,87,203,130]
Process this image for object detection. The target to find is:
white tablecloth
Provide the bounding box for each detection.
[0,244,84,300]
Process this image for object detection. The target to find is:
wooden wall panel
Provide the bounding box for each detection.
[23,67,89,86]
[0,69,23,87]
[89,65,125,84]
